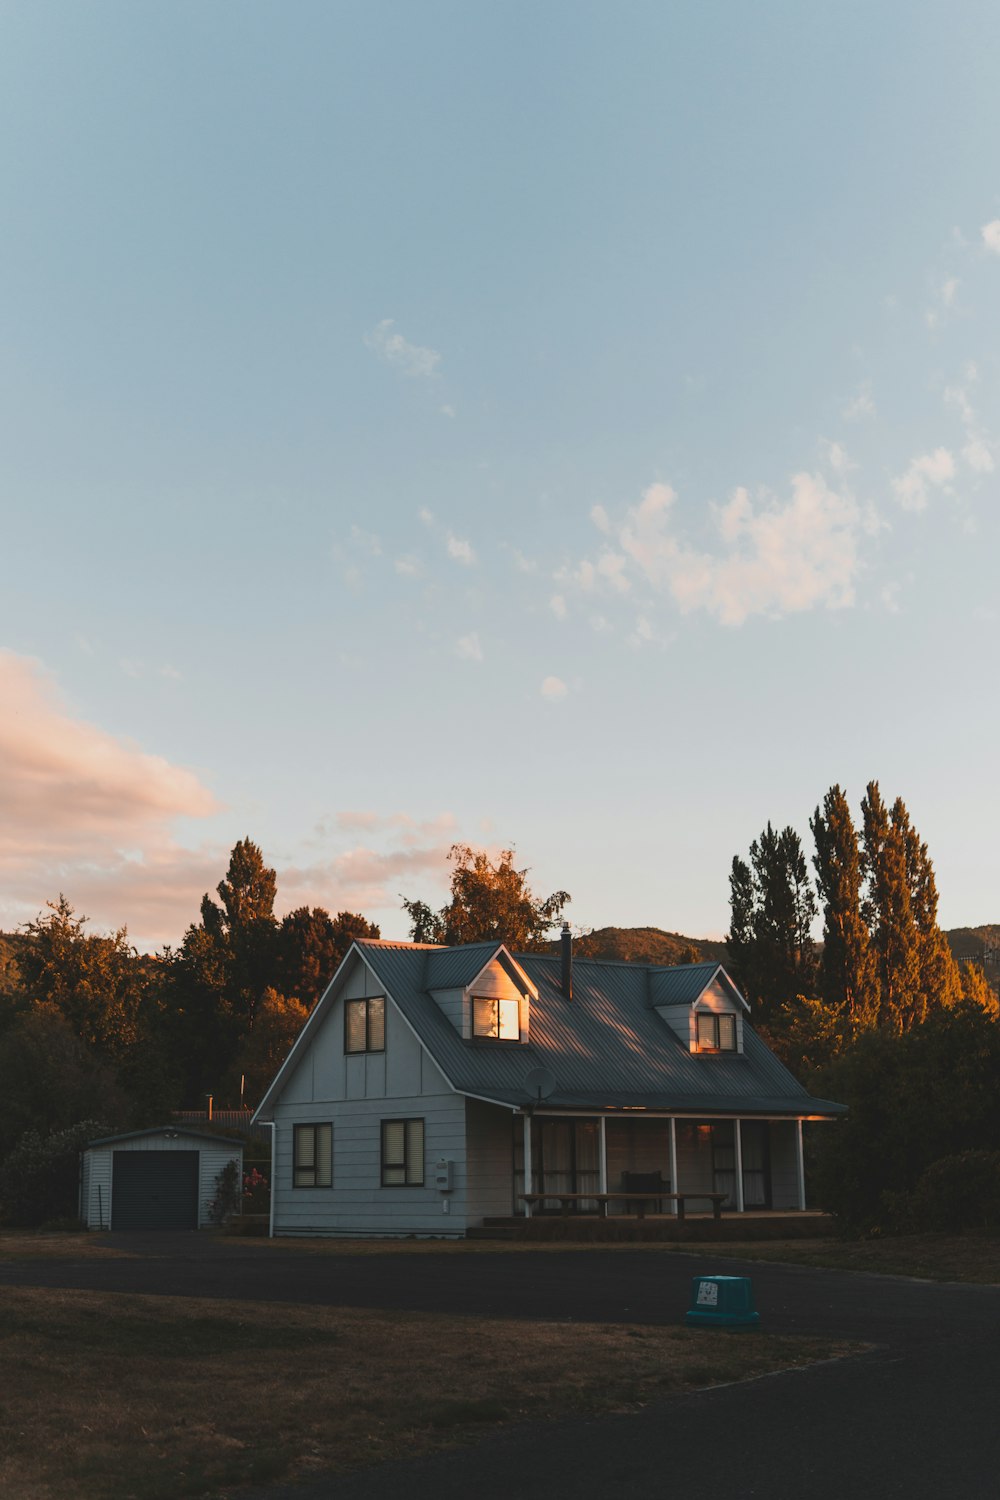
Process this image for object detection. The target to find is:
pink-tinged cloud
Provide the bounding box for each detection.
[0,651,219,942]
[0,652,460,949]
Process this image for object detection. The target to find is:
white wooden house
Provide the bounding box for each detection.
[253,933,845,1237]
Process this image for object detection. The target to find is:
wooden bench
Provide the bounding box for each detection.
[519,1191,728,1221]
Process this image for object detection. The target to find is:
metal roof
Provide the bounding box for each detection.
[354,941,845,1118]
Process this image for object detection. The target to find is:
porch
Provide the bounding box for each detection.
[512,1111,812,1219]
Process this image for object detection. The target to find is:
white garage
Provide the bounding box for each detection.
[80,1127,244,1231]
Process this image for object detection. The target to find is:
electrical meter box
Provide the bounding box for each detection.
[434,1159,454,1192]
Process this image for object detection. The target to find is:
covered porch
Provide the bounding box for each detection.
[512,1110,813,1217]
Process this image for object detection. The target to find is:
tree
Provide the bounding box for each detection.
[277,907,380,1009]
[810,785,878,1023]
[725,823,817,1020]
[810,1002,1000,1231]
[403,844,570,952]
[861,784,962,1031]
[17,896,149,1060]
[0,1006,127,1159]
[224,988,309,1109]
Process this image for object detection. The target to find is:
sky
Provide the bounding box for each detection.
[1,0,998,951]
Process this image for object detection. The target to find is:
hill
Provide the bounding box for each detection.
[565,926,730,967]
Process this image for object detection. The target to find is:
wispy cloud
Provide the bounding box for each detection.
[365,319,441,379]
[891,448,956,511]
[456,631,483,662]
[540,675,568,700]
[842,381,876,421]
[981,219,1000,255]
[565,475,865,628]
[446,533,476,566]
[945,370,995,476]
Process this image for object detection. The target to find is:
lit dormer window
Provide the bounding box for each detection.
[472,996,520,1040]
[697,1013,736,1052]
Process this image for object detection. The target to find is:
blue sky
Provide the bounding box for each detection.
[1,1,997,949]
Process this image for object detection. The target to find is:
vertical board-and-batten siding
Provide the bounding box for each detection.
[271,952,470,1236]
[80,1133,243,1230]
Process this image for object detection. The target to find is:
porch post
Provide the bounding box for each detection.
[522,1111,533,1217]
[734,1117,745,1213]
[795,1118,806,1210]
[598,1115,608,1195]
[668,1116,679,1216]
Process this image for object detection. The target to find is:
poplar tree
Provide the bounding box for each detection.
[810,786,878,1022]
[725,823,817,1018]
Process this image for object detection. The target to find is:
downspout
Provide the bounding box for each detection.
[267,1121,277,1239]
[598,1115,607,1195]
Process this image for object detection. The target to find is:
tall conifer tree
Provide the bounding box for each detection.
[810,786,877,1022]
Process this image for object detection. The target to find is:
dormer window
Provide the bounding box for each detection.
[697,1012,737,1052]
[472,995,520,1041]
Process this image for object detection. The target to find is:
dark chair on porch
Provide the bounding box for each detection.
[621,1170,670,1214]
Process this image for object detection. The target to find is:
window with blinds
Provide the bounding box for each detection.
[380,1118,424,1186]
[293,1123,333,1187]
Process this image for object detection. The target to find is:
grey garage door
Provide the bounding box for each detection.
[112,1150,199,1230]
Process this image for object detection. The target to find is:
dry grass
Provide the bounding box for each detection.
[0,1232,132,1261]
[689,1230,1000,1283]
[237,1229,1000,1283]
[0,1287,859,1500]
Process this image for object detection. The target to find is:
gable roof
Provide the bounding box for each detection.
[648,960,750,1011]
[256,939,843,1119]
[85,1127,246,1149]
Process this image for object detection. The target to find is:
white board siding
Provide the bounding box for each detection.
[80,1133,243,1230]
[270,1092,468,1236]
[464,1100,515,1223]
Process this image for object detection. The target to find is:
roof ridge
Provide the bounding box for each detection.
[356,938,443,950]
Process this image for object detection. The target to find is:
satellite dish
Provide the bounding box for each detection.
[524,1066,556,1103]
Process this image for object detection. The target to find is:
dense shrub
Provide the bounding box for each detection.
[890,1151,1000,1232]
[809,1004,1000,1233]
[0,1119,110,1227]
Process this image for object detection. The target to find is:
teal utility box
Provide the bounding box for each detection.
[684,1274,760,1328]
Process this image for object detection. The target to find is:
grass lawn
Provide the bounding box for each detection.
[0,1286,859,1500]
[686,1230,1000,1283]
[0,1231,134,1261]
[235,1228,1000,1283]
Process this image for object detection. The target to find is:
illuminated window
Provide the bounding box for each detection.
[381,1119,424,1186]
[472,996,520,1040]
[345,996,385,1053]
[696,1013,737,1052]
[293,1123,332,1187]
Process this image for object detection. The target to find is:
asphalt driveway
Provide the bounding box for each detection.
[2,1235,997,1499]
